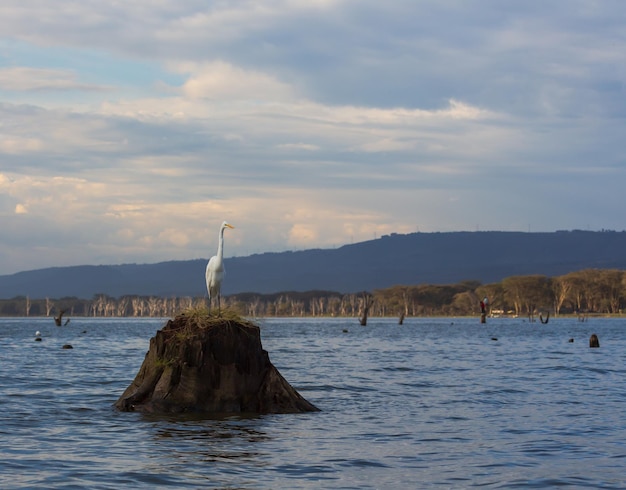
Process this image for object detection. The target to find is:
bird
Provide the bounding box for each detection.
[206,221,235,314]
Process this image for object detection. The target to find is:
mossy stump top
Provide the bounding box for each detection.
[114,310,319,414]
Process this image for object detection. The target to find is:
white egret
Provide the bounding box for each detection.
[206,221,235,314]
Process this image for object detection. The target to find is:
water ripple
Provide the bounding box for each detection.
[1,317,626,488]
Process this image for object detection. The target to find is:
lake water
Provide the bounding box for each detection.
[0,316,625,489]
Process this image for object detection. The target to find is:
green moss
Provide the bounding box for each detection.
[154,356,175,368]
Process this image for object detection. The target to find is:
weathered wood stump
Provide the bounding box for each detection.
[114,311,319,414]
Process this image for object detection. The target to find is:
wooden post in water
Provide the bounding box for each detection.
[359,292,374,326]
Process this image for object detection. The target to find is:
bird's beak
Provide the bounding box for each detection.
[226,223,235,229]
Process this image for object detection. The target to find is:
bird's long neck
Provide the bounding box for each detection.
[216,227,225,259]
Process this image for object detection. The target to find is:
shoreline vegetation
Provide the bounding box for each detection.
[1,268,625,319]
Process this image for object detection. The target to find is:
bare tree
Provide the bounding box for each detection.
[552,276,572,316]
[131,297,144,316]
[116,297,130,317]
[147,297,160,317]
[247,297,261,317]
[45,297,54,317]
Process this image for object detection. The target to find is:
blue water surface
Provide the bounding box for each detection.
[0,316,625,489]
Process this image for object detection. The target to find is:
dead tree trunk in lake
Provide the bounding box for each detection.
[54,309,67,326]
[359,293,374,326]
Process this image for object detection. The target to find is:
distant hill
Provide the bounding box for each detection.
[1,230,626,299]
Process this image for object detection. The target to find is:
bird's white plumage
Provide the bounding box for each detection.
[205,221,234,312]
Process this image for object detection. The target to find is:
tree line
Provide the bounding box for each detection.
[1,268,625,318]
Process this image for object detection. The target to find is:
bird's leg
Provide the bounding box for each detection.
[217,294,221,316]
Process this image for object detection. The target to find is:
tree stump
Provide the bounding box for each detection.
[114,311,319,414]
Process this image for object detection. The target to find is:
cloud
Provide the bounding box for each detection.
[176,60,297,101]
[0,0,625,276]
[288,223,318,246]
[0,136,43,154]
[0,67,110,92]
[276,142,319,151]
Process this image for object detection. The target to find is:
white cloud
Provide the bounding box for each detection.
[0,0,625,275]
[0,136,43,154]
[176,60,297,101]
[276,143,319,151]
[287,223,318,246]
[158,228,191,248]
[0,67,109,92]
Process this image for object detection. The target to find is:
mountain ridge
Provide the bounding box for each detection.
[1,230,625,299]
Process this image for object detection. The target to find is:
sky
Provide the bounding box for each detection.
[1,1,625,275]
